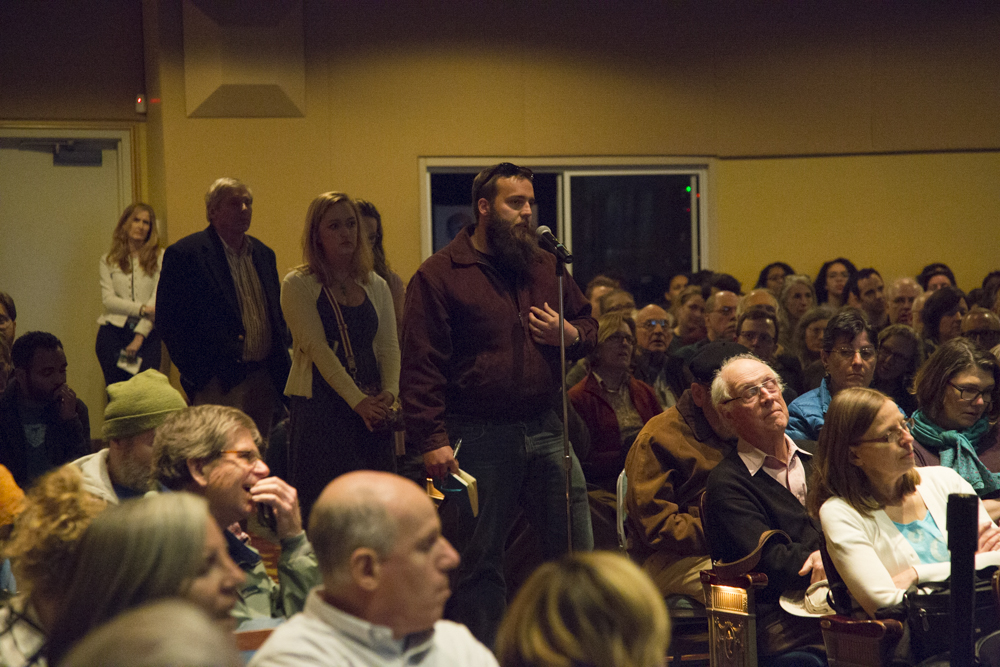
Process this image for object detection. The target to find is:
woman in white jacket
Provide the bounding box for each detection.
[808,387,1000,617]
[281,192,400,523]
[95,203,163,386]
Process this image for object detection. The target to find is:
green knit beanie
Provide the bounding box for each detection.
[103,369,187,440]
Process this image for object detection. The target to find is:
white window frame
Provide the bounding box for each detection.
[418,156,715,271]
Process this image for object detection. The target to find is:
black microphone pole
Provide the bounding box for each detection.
[536,225,575,554]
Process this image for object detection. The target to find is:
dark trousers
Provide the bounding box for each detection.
[95,323,162,386]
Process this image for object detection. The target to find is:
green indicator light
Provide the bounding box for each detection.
[686,186,692,193]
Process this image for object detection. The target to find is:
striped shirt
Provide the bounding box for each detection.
[221,236,272,362]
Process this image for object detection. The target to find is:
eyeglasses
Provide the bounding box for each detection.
[738,331,775,346]
[605,333,635,346]
[721,377,781,405]
[640,319,670,330]
[221,449,263,466]
[831,346,877,361]
[948,382,994,404]
[858,418,913,446]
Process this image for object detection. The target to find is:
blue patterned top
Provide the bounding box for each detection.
[893,511,950,564]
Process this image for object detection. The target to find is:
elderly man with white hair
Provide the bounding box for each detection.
[702,354,825,662]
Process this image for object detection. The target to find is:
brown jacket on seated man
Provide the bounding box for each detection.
[624,341,744,603]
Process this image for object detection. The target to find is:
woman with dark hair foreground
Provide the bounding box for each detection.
[810,387,1000,619]
[909,337,1000,520]
[495,551,670,667]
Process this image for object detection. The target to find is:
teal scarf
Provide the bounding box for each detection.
[910,410,1000,498]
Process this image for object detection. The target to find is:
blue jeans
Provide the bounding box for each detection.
[443,409,593,647]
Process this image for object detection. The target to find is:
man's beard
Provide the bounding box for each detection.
[115,454,152,492]
[484,208,539,284]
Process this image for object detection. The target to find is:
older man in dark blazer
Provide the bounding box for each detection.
[157,178,291,437]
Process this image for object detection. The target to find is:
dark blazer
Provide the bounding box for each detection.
[0,382,90,487]
[157,225,291,398]
[703,439,822,605]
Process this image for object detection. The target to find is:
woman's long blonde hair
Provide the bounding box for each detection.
[106,203,161,275]
[299,192,373,286]
[496,551,670,667]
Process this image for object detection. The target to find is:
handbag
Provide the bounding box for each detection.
[323,286,403,435]
[875,568,1000,662]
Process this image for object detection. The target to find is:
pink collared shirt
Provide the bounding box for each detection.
[737,436,808,506]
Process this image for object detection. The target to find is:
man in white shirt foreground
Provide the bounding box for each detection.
[249,471,498,666]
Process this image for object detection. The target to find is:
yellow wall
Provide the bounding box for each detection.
[139,0,1000,292]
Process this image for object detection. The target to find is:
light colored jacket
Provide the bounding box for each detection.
[820,465,1000,616]
[97,251,162,337]
[281,269,400,407]
[73,448,120,504]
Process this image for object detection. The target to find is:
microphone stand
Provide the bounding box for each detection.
[554,255,574,554]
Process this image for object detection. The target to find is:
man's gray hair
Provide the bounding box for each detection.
[152,405,262,490]
[308,489,398,584]
[205,177,252,220]
[710,352,782,408]
[886,276,923,300]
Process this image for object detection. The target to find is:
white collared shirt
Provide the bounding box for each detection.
[737,435,809,506]
[248,588,498,667]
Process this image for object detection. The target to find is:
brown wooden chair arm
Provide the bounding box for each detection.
[820,615,904,641]
[700,569,769,589]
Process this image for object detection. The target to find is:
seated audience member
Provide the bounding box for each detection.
[920,285,968,353]
[704,355,825,661]
[795,306,835,392]
[756,262,796,296]
[495,552,670,667]
[674,290,739,361]
[846,268,888,331]
[709,272,742,296]
[738,288,779,319]
[569,312,661,493]
[886,277,923,326]
[152,405,320,625]
[74,369,186,504]
[909,338,1000,520]
[778,276,816,357]
[872,324,924,416]
[585,275,619,318]
[632,304,679,408]
[625,341,743,602]
[917,262,956,292]
[0,466,106,666]
[809,387,1000,622]
[669,286,706,351]
[0,332,90,488]
[814,257,857,308]
[736,306,803,400]
[983,270,1000,300]
[249,471,496,667]
[46,493,245,664]
[598,288,635,316]
[962,306,1000,351]
[787,309,877,441]
[59,599,242,667]
[665,272,689,308]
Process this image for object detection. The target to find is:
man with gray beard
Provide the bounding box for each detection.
[74,369,186,503]
[401,162,597,647]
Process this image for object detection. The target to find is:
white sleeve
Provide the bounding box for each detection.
[281,272,366,409]
[99,256,142,318]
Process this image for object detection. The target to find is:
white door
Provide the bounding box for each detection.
[0,127,136,440]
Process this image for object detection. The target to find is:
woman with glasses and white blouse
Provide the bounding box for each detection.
[909,337,1000,520]
[809,387,1000,620]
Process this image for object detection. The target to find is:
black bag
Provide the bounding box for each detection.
[876,568,1000,662]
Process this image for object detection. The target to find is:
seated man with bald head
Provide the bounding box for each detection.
[962,307,1000,352]
[250,471,497,667]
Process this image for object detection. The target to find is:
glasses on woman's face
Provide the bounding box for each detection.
[948,382,994,405]
[604,332,635,346]
[831,346,877,361]
[859,418,914,446]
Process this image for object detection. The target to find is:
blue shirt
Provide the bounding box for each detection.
[786,378,832,441]
[893,512,950,565]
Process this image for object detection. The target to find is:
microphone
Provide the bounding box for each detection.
[535,225,572,264]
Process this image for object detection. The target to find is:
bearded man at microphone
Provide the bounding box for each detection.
[401,162,597,646]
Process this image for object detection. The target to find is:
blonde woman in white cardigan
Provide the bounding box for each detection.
[96,203,163,385]
[281,192,400,523]
[808,387,1000,618]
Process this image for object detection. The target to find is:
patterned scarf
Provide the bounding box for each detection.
[910,410,1000,497]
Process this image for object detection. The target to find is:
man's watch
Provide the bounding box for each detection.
[568,332,581,348]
